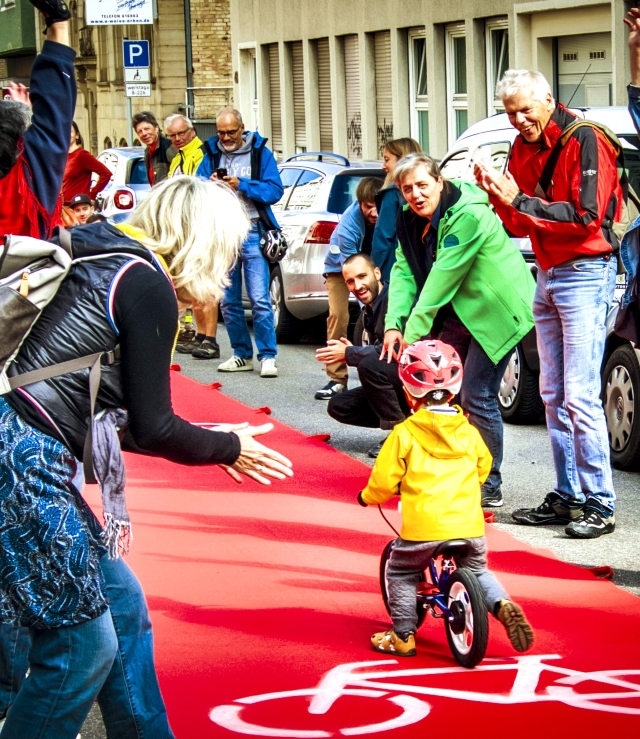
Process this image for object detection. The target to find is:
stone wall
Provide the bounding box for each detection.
[190,0,233,119]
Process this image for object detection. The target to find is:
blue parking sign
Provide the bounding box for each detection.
[123,40,150,69]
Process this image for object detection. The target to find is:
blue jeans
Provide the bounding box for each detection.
[220,226,277,361]
[1,555,175,739]
[459,338,512,493]
[534,256,617,513]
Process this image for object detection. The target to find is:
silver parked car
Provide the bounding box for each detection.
[440,107,640,471]
[269,153,385,342]
[93,147,151,222]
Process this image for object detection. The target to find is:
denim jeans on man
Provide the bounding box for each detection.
[534,256,617,513]
[220,225,277,361]
[458,338,512,495]
[2,554,175,739]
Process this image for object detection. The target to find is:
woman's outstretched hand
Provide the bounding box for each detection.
[220,423,294,485]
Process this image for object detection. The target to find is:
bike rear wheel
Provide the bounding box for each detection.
[444,568,488,668]
[379,540,427,630]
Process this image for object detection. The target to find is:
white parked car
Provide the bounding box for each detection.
[93,147,151,222]
[269,153,385,342]
[440,107,640,471]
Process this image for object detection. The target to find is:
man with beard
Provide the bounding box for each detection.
[197,107,284,377]
[316,253,406,444]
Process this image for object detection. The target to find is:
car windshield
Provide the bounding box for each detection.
[327,173,381,214]
[128,158,149,185]
[619,134,640,195]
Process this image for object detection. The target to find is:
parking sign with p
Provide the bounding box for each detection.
[123,40,150,69]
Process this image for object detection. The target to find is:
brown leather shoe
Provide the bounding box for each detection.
[497,600,534,652]
[371,629,416,657]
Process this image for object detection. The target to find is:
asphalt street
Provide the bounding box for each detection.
[81,322,639,738]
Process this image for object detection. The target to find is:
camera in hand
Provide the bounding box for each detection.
[216,168,228,179]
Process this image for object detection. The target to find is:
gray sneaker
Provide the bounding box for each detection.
[315,381,346,400]
[512,493,583,526]
[481,484,503,507]
[565,508,615,539]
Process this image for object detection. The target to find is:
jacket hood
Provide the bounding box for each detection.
[447,180,490,211]
[55,222,154,263]
[403,407,476,459]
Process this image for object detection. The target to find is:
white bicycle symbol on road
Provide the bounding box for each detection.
[210,654,640,737]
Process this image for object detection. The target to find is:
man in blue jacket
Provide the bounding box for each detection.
[197,108,284,378]
[316,176,383,399]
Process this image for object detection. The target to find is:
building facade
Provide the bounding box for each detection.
[230,0,632,161]
[2,0,232,155]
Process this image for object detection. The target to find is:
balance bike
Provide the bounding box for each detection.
[380,538,489,668]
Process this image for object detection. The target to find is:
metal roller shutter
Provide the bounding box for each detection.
[557,32,612,107]
[317,38,333,153]
[291,41,306,152]
[374,31,393,157]
[268,43,283,159]
[344,34,362,159]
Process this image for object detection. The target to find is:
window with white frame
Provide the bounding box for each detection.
[408,29,429,152]
[486,19,509,115]
[445,24,468,147]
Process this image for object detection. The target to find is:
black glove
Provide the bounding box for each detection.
[29,0,71,27]
[357,491,368,507]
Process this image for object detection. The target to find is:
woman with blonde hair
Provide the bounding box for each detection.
[371,137,422,282]
[0,176,292,738]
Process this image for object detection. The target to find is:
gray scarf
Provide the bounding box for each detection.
[92,408,130,559]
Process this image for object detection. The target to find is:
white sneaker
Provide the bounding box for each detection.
[260,358,278,377]
[218,356,254,372]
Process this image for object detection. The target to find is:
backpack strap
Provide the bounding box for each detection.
[535,120,623,200]
[202,139,220,172]
[8,346,121,484]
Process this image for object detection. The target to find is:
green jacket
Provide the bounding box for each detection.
[385,180,535,364]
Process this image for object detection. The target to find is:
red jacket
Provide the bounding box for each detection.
[491,105,622,270]
[62,148,112,203]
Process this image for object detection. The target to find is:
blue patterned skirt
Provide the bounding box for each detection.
[0,398,108,628]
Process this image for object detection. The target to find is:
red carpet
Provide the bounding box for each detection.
[84,374,640,737]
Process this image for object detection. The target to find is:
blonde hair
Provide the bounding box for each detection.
[383,137,422,187]
[126,177,249,304]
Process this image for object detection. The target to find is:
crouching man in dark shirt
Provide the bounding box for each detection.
[316,253,409,454]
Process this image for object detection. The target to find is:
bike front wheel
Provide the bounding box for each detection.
[444,568,488,669]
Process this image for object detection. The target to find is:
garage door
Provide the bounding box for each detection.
[291,41,306,152]
[268,43,283,159]
[317,38,333,153]
[557,32,612,107]
[374,31,393,157]
[344,34,362,159]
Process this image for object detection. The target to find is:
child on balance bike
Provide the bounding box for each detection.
[358,340,534,658]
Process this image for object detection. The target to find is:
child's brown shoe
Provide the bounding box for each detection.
[497,599,534,652]
[371,629,416,657]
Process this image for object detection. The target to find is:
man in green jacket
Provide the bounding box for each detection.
[381,152,535,507]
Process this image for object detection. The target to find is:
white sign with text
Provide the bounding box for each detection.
[86,0,153,25]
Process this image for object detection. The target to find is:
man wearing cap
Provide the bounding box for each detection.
[69,193,94,224]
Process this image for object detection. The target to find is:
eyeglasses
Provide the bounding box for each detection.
[218,126,242,139]
[168,128,192,139]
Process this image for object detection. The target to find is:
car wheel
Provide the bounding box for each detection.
[269,265,303,344]
[498,344,545,424]
[602,344,640,471]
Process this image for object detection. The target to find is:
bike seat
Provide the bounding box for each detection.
[432,539,470,560]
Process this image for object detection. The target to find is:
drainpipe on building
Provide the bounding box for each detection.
[184,0,194,119]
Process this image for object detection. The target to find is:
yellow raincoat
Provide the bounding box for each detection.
[361,406,491,541]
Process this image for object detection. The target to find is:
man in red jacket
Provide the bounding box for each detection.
[475,69,620,539]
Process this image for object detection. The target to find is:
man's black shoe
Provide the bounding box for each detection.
[481,484,503,508]
[511,492,583,526]
[367,440,385,459]
[192,339,221,359]
[176,337,203,355]
[565,508,615,539]
[315,381,346,400]
[29,0,71,25]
